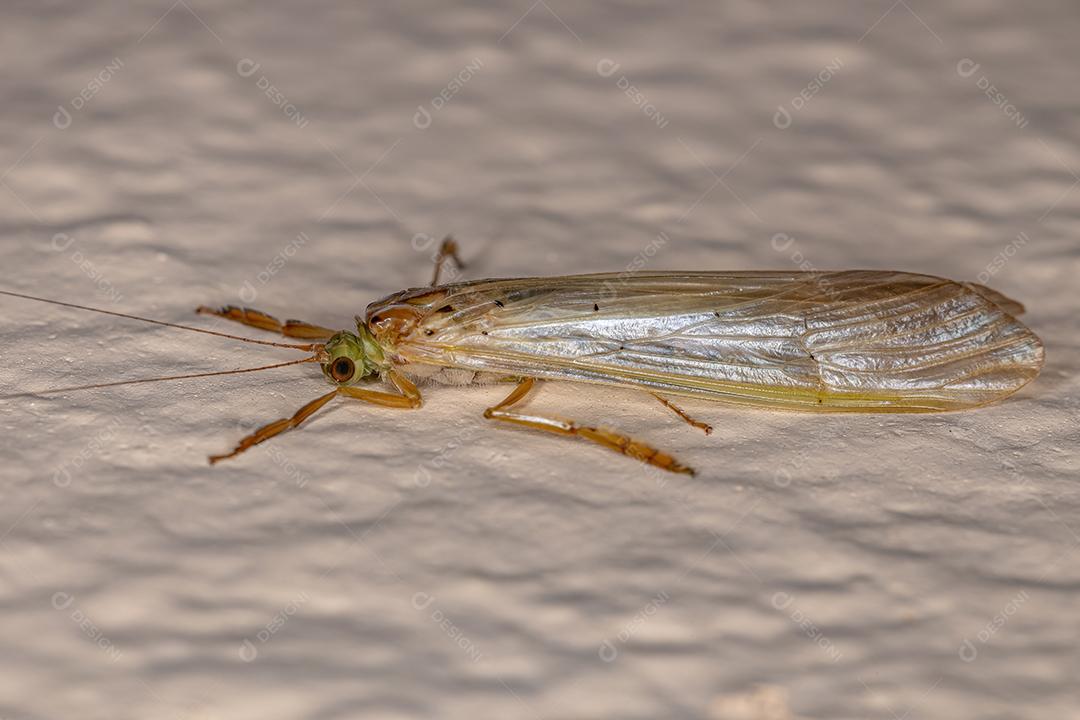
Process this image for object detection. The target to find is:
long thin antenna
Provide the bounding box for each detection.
[0,289,318,351]
[0,356,318,400]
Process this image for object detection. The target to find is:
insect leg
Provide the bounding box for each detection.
[209,389,338,464]
[650,393,713,435]
[483,378,696,476]
[196,305,337,339]
[210,372,422,463]
[430,235,465,286]
[338,369,423,408]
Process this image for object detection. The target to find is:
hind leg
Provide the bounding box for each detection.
[651,393,713,434]
[483,379,696,475]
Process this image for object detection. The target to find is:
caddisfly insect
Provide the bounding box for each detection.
[1,238,1044,476]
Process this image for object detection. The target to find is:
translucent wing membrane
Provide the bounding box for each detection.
[366,271,1044,412]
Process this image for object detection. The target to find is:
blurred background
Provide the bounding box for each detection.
[1,1,1078,718]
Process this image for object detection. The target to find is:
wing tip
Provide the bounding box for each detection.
[965,282,1027,316]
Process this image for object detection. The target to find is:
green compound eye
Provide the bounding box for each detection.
[330,356,355,382]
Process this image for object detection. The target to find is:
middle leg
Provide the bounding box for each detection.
[209,371,423,463]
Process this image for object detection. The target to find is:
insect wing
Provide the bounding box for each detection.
[367,271,1044,411]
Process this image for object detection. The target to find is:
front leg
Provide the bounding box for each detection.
[209,390,339,464]
[209,371,422,463]
[338,369,423,408]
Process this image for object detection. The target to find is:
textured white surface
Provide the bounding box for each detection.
[1,2,1078,719]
